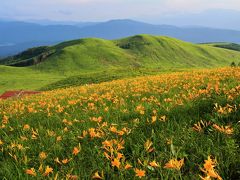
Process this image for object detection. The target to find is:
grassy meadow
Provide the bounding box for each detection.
[1,67,240,179]
[0,65,64,94]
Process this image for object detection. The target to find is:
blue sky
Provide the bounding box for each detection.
[1,0,240,21]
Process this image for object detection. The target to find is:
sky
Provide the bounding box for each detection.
[1,0,240,22]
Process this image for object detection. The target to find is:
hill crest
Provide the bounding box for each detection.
[1,34,240,75]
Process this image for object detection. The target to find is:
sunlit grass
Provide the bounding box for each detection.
[0,67,240,179]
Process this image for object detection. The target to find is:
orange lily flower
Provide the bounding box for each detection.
[72,147,80,156]
[25,168,36,176]
[134,168,146,178]
[43,166,53,176]
[164,158,184,170]
[111,158,121,169]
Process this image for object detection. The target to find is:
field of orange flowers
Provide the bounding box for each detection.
[0,67,240,179]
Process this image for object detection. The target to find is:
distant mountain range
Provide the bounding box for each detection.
[1,19,240,57]
[148,9,240,30]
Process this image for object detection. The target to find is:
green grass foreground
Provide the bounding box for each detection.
[0,67,240,179]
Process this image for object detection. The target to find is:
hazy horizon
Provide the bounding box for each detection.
[1,0,240,22]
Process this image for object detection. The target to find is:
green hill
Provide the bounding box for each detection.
[1,34,240,93]
[2,35,240,72]
[115,35,240,68]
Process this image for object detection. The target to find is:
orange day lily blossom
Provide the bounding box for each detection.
[164,158,184,170]
[25,168,37,176]
[43,166,53,176]
[72,146,80,156]
[200,156,222,180]
[134,168,146,178]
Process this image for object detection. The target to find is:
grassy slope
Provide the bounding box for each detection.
[1,35,240,92]
[0,68,239,179]
[116,35,240,68]
[0,65,62,94]
[39,69,165,91]
[33,35,240,74]
[33,38,136,75]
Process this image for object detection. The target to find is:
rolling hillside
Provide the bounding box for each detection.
[2,35,240,71]
[1,34,240,93]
